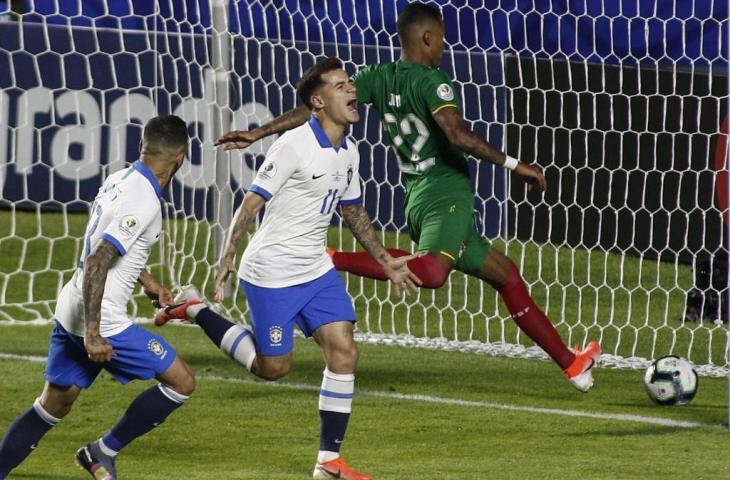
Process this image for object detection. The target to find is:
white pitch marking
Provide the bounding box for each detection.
[0,353,717,429]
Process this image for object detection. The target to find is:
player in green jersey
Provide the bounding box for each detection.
[216,2,599,392]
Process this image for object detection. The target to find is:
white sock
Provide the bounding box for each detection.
[187,303,206,321]
[317,450,340,463]
[220,325,257,371]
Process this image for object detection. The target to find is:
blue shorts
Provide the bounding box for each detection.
[241,268,356,356]
[45,321,177,388]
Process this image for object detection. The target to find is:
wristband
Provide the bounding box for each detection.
[503,156,519,170]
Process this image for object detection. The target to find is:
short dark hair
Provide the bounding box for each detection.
[296,57,343,109]
[396,2,442,44]
[143,115,188,152]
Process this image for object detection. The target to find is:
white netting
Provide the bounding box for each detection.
[0,1,727,376]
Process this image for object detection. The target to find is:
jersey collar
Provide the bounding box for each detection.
[308,115,348,151]
[132,160,163,198]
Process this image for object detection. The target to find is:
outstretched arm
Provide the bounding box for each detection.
[215,105,311,151]
[83,240,119,362]
[213,191,267,301]
[341,204,421,296]
[434,107,547,192]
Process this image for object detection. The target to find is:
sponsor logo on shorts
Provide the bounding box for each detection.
[269,325,283,346]
[148,339,166,356]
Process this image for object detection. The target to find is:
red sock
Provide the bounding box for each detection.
[331,249,449,289]
[498,264,575,370]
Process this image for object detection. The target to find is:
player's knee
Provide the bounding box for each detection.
[327,342,359,373]
[415,255,451,289]
[176,373,196,397]
[258,359,291,381]
[41,383,80,418]
[41,397,74,419]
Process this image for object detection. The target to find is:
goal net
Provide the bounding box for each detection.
[0,1,727,376]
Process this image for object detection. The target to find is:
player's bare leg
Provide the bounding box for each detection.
[477,248,600,392]
[310,322,370,480]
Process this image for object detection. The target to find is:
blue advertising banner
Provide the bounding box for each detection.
[0,21,507,237]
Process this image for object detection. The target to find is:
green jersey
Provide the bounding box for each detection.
[353,61,471,198]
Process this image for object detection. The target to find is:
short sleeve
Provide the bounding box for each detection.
[339,149,362,207]
[353,66,374,105]
[101,190,158,256]
[249,138,299,201]
[421,69,460,116]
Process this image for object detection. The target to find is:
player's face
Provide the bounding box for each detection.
[317,68,359,126]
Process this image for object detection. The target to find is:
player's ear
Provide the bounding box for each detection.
[423,29,432,48]
[310,94,325,110]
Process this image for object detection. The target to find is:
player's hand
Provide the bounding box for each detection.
[84,334,113,363]
[214,129,261,151]
[514,163,547,192]
[213,262,236,303]
[144,282,174,308]
[383,253,423,298]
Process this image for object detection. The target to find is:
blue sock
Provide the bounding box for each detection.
[0,398,60,475]
[318,369,354,461]
[195,307,237,347]
[319,410,351,453]
[102,384,188,453]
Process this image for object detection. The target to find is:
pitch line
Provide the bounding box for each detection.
[0,353,716,429]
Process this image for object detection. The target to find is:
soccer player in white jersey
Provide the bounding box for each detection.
[0,115,195,480]
[154,58,420,480]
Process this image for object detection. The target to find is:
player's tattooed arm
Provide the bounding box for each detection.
[213,191,267,302]
[341,204,389,265]
[83,240,119,362]
[434,107,546,192]
[215,105,310,151]
[138,269,173,307]
[341,204,423,296]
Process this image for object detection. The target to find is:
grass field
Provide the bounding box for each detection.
[0,323,729,479]
[0,209,729,478]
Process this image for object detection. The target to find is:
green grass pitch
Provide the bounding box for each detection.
[0,209,729,478]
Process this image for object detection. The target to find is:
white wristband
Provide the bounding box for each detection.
[503,155,519,170]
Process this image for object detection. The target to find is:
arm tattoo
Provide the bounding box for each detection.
[83,240,120,336]
[138,269,154,289]
[219,204,257,268]
[342,205,388,264]
[259,105,310,137]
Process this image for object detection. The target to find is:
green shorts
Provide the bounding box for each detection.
[405,192,491,276]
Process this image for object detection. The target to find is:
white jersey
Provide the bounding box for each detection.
[55,160,163,337]
[239,116,362,288]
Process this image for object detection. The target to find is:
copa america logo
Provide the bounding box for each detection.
[269,325,283,346]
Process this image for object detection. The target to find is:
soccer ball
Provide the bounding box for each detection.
[643,355,698,406]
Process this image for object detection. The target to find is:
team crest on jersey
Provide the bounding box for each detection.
[436,83,454,101]
[148,339,165,356]
[260,162,277,179]
[119,215,138,236]
[346,166,353,186]
[269,325,283,345]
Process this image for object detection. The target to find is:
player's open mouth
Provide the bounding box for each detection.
[347,99,357,111]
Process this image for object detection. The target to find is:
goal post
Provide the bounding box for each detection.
[0,1,727,378]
